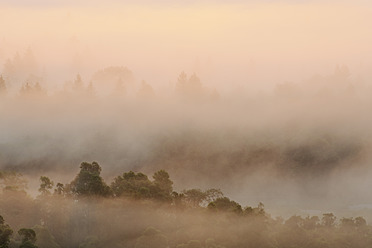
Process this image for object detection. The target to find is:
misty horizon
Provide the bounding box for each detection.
[2,1,372,248]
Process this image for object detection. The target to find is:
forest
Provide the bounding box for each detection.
[1,63,372,248]
[2,1,372,247]
[1,161,372,248]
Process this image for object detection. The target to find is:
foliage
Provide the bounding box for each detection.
[111,170,174,201]
[2,163,372,248]
[152,170,173,201]
[38,177,54,196]
[207,197,242,214]
[182,188,223,207]
[0,75,7,96]
[18,228,38,248]
[0,215,13,248]
[54,183,64,196]
[111,171,152,199]
[68,162,111,197]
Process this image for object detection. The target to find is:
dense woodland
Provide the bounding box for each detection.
[1,161,372,248]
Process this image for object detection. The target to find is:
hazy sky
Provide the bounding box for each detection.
[1,0,372,91]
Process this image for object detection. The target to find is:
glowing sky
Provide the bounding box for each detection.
[1,0,372,91]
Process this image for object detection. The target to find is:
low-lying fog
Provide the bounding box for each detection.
[2,0,372,222]
[1,69,372,221]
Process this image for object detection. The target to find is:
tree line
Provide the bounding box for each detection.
[1,162,372,248]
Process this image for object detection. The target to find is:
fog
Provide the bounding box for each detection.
[1,68,372,220]
[1,1,372,247]
[1,1,372,93]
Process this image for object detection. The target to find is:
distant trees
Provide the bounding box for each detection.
[0,75,7,97]
[111,171,153,199]
[0,216,43,248]
[322,213,336,227]
[175,72,204,100]
[18,228,38,248]
[111,170,173,202]
[0,215,13,248]
[137,80,155,99]
[152,170,173,201]
[60,74,97,98]
[92,66,134,86]
[207,197,242,214]
[54,183,65,196]
[68,162,111,197]
[2,48,39,87]
[182,189,207,208]
[19,82,46,98]
[91,66,134,96]
[0,65,226,101]
[38,177,54,196]
[182,188,223,208]
[3,162,372,248]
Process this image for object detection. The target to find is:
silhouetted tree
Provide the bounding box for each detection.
[0,75,7,96]
[322,213,336,227]
[182,189,207,208]
[18,228,38,248]
[0,215,13,248]
[204,189,224,203]
[54,183,65,196]
[110,171,152,199]
[19,82,45,97]
[91,66,134,96]
[355,216,367,227]
[207,197,242,214]
[182,188,223,207]
[152,170,173,201]
[68,162,111,197]
[38,176,54,196]
[303,216,319,230]
[175,72,204,100]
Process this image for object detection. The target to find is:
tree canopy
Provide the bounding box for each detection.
[68,162,111,197]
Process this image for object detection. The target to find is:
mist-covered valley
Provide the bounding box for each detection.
[1,64,372,219]
[2,1,372,247]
